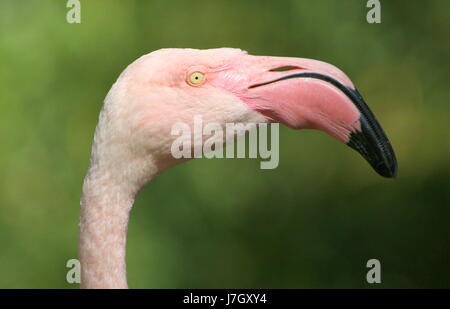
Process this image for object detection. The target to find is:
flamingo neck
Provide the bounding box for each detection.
[79,156,157,288]
[79,168,132,288]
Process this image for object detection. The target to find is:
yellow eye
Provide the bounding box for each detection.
[188,71,205,85]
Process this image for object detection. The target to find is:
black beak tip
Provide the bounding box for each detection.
[345,88,398,180]
[347,129,398,179]
[376,160,398,179]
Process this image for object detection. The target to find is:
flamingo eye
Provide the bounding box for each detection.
[188,71,205,86]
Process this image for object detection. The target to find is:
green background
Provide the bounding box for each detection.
[0,0,448,288]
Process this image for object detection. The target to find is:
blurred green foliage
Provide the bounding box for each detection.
[0,0,448,288]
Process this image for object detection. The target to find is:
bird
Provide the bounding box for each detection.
[79,48,397,288]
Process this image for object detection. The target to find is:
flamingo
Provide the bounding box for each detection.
[79,48,397,288]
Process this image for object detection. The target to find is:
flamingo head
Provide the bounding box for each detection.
[98,48,397,181]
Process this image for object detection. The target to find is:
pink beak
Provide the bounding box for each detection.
[213,54,397,177]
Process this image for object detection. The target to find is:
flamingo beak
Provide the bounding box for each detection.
[341,87,398,178]
[232,57,398,178]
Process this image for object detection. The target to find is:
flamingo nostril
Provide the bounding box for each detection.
[269,66,304,72]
